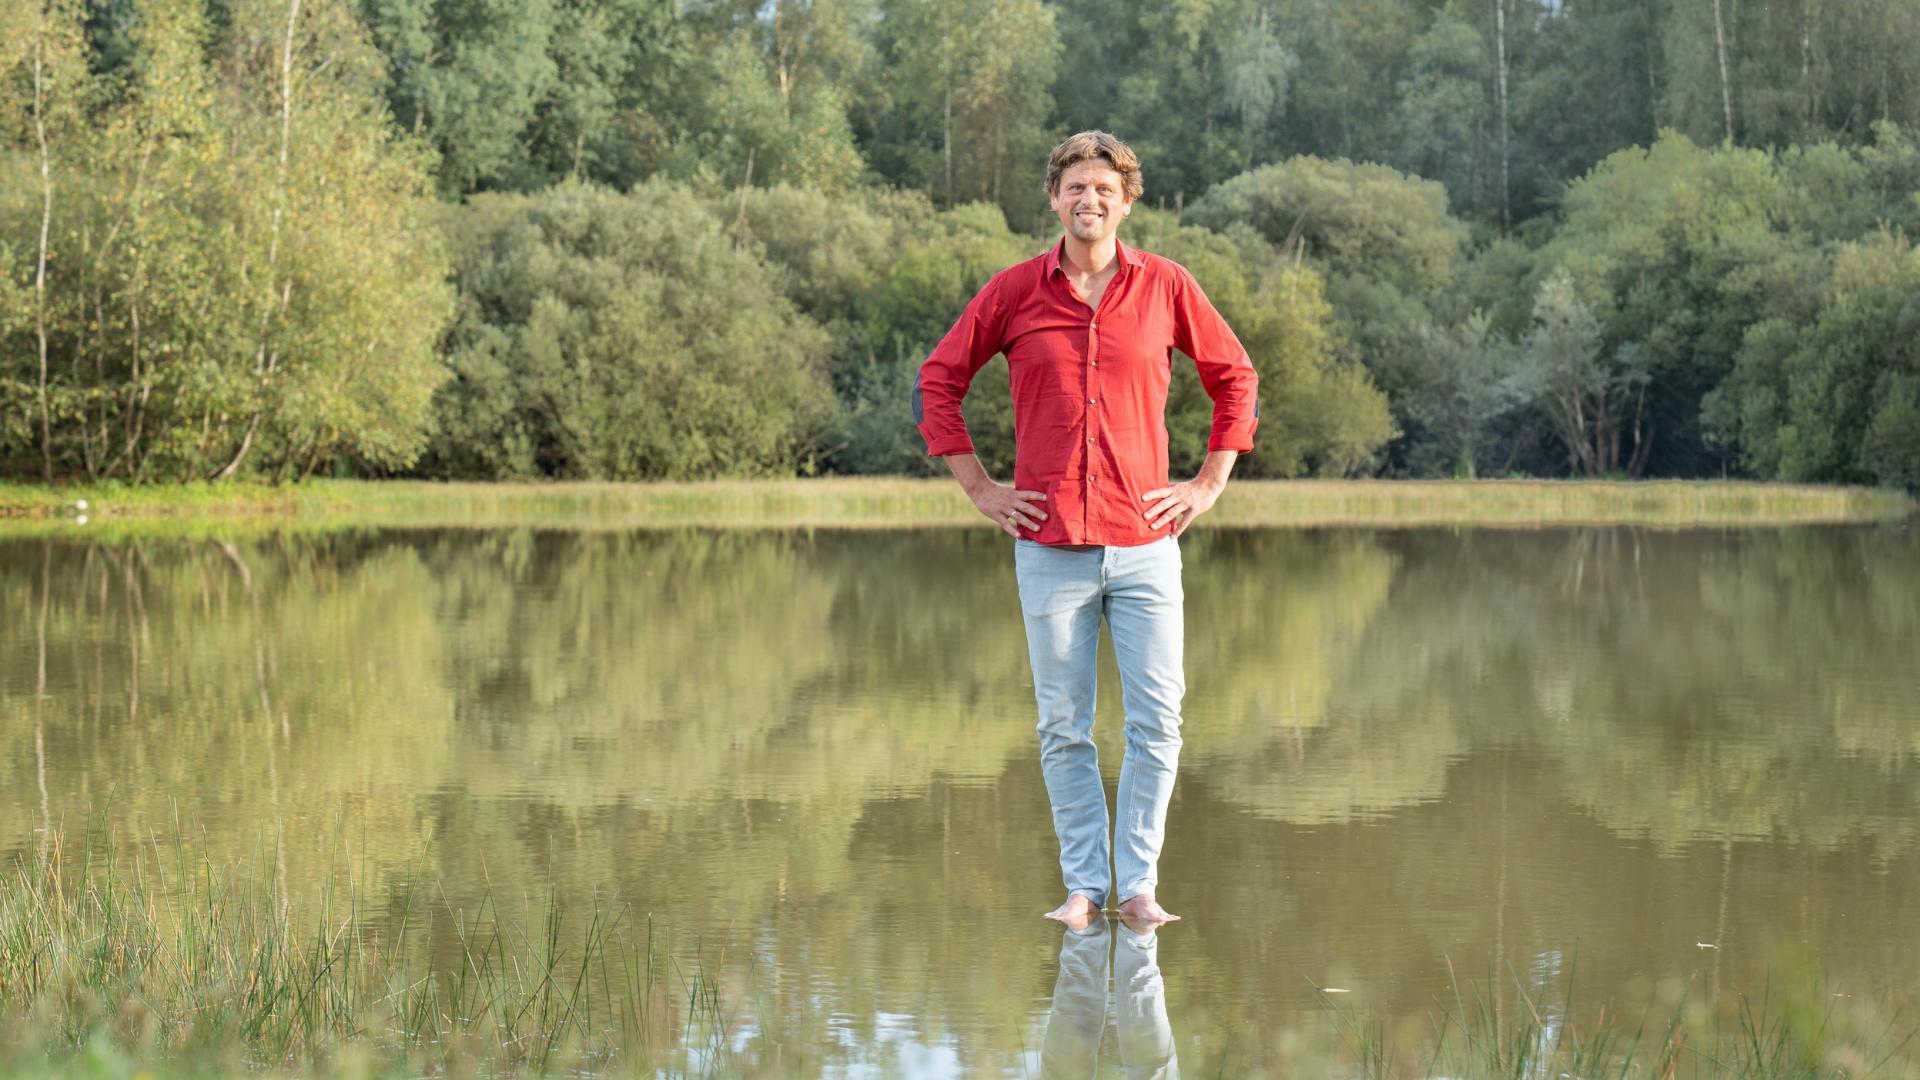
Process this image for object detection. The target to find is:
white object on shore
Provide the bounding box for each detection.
[74,498,88,511]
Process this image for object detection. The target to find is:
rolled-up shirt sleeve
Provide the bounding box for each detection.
[915,275,1008,457]
[1171,267,1260,453]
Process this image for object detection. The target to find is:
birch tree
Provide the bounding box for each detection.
[208,0,303,480]
[0,1,88,481]
[1511,269,1652,477]
[873,0,1060,224]
[2,0,449,483]
[1493,0,1511,233]
[1711,0,1734,141]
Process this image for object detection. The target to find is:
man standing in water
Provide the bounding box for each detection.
[913,131,1259,926]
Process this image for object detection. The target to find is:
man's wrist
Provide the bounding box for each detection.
[1194,450,1238,493]
[943,454,996,500]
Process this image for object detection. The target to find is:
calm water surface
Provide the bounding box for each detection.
[4,524,1918,1073]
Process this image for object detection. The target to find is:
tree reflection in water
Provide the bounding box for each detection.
[2,524,1918,1073]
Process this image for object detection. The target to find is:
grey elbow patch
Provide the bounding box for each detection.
[911,371,924,424]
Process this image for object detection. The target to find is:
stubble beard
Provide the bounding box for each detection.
[1067,211,1108,243]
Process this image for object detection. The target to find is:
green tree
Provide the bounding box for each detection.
[1188,154,1466,475]
[0,0,90,481]
[1280,0,1424,169]
[1863,374,1920,489]
[1410,311,1524,478]
[206,0,453,481]
[1508,268,1652,476]
[671,33,863,194]
[358,0,557,196]
[869,0,1060,227]
[1704,230,1920,486]
[867,201,1037,478]
[1051,0,1297,203]
[1126,208,1395,477]
[724,187,1032,476]
[1187,155,1468,290]
[1681,0,1920,151]
[0,0,449,483]
[1388,11,1491,220]
[1541,131,1795,475]
[516,0,692,188]
[425,181,837,480]
[1505,0,1664,222]
[54,0,235,480]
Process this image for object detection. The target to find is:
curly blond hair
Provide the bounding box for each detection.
[1045,131,1144,201]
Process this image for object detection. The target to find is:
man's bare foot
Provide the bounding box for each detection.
[1044,892,1102,927]
[1117,893,1180,926]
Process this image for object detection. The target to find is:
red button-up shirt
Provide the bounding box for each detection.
[915,238,1260,547]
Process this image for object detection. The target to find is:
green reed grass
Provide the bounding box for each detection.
[0,823,733,1078]
[1,477,1912,536]
[8,819,1919,1078]
[1314,959,1919,1079]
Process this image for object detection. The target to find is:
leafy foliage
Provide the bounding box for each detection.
[1705,230,1920,485]
[425,181,836,479]
[0,0,450,483]
[8,0,1920,487]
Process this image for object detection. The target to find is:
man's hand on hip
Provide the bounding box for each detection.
[944,453,1049,537]
[1142,450,1240,537]
[971,481,1049,537]
[1141,478,1221,537]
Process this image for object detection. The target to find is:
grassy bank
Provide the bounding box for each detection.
[1,477,1912,534]
[5,829,1916,1078]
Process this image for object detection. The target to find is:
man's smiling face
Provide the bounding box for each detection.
[1049,160,1132,245]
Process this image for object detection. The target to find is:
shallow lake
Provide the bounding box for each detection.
[4,524,1918,1074]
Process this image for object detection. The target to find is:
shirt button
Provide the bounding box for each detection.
[1088,399,1096,405]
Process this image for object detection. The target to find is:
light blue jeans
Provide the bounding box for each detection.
[1014,537,1184,908]
[1041,919,1180,1079]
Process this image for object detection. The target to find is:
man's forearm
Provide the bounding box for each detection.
[943,453,993,498]
[1195,450,1239,492]
[945,453,1048,535]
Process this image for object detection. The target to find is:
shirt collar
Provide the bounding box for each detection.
[1047,237,1148,277]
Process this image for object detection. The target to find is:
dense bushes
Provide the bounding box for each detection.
[422,182,836,479]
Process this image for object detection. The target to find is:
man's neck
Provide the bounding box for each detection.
[1060,234,1120,278]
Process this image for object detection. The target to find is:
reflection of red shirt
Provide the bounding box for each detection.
[915,238,1260,547]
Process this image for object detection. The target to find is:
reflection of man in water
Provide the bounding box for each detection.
[1043,914,1179,1079]
[915,131,1259,925]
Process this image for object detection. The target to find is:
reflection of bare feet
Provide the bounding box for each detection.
[1117,893,1180,926]
[1044,892,1102,925]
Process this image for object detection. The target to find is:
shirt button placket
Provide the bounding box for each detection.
[1086,318,1099,538]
